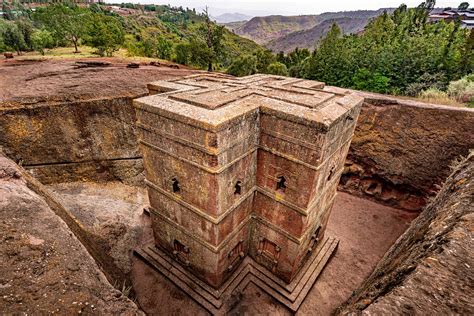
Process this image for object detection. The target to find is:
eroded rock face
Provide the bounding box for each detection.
[0,59,199,186]
[341,94,474,211]
[337,151,474,314]
[47,181,148,276]
[0,154,142,314]
[0,97,143,185]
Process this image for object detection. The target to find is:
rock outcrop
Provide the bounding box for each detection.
[0,59,198,185]
[341,93,474,211]
[337,151,474,314]
[0,153,142,314]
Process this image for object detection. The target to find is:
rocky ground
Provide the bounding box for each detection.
[47,182,149,277]
[338,152,474,314]
[0,154,141,314]
[0,58,199,108]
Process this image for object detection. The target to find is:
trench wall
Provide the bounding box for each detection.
[1,92,473,211]
[336,151,474,315]
[341,93,474,210]
[0,97,144,185]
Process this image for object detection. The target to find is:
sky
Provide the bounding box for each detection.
[104,0,466,16]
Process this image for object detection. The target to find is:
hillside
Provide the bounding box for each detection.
[0,3,263,71]
[227,9,394,49]
[266,17,368,53]
[121,12,262,67]
[230,15,320,44]
[214,12,252,23]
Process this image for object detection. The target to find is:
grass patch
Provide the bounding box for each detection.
[13,46,171,64]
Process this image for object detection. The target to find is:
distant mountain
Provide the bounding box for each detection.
[228,15,320,45]
[226,9,395,52]
[214,13,252,23]
[266,17,368,53]
[224,20,247,31]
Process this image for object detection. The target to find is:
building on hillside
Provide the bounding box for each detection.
[461,19,474,29]
[429,8,474,29]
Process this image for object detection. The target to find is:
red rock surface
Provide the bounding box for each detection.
[0,154,142,314]
[0,58,199,108]
[338,152,474,314]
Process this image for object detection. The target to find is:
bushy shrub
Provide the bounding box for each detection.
[226,55,257,77]
[124,35,144,57]
[405,72,447,97]
[420,88,449,98]
[31,29,54,55]
[352,68,391,94]
[266,62,288,76]
[174,42,191,65]
[418,88,453,104]
[2,21,26,54]
[465,73,474,82]
[447,77,474,103]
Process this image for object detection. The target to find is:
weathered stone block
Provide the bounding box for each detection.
[134,74,363,292]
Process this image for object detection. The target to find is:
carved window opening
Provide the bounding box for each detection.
[173,239,190,266]
[171,178,180,193]
[276,176,287,192]
[227,240,245,272]
[257,237,281,272]
[234,181,242,195]
[327,166,335,182]
[307,226,322,254]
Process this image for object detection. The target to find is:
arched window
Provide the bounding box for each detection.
[276,176,287,191]
[327,166,335,181]
[234,181,242,195]
[171,178,180,193]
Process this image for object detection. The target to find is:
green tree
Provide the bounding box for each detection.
[285,47,310,68]
[0,20,6,52]
[137,28,159,57]
[2,22,26,55]
[276,51,286,64]
[352,68,391,93]
[156,36,173,60]
[31,29,54,55]
[294,1,471,95]
[86,14,124,57]
[33,4,90,53]
[458,2,470,9]
[124,34,145,57]
[459,29,474,75]
[174,42,191,64]
[266,62,289,76]
[227,55,257,77]
[254,49,275,73]
[188,38,212,69]
[303,24,355,87]
[201,7,224,71]
[15,19,34,50]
